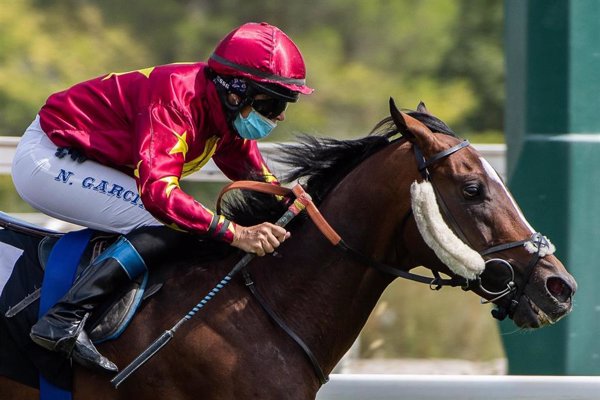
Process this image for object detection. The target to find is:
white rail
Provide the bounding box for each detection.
[316,374,600,400]
[0,137,506,230]
[0,137,506,181]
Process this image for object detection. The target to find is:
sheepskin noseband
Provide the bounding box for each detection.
[524,234,555,257]
[410,180,485,280]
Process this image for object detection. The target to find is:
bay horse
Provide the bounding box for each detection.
[0,99,576,399]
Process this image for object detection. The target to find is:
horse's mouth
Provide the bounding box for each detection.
[513,294,571,329]
[527,296,554,327]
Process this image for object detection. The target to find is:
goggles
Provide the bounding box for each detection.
[251,97,289,119]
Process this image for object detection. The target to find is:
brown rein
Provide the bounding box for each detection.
[216,181,342,245]
[216,180,467,288]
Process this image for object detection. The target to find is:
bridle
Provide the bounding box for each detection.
[478,233,551,320]
[216,136,553,384]
[410,138,552,321]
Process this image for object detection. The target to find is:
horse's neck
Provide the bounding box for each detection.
[256,237,392,374]
[255,147,415,374]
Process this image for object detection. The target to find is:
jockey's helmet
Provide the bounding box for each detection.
[208,22,313,102]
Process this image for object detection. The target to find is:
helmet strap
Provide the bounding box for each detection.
[210,72,252,120]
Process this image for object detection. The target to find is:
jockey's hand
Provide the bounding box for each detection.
[231,222,291,256]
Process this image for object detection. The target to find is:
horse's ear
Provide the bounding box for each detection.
[389,97,412,138]
[389,98,439,153]
[416,101,430,115]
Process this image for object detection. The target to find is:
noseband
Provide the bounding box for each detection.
[412,139,553,320]
[477,232,552,320]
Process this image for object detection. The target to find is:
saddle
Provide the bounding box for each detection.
[0,215,160,390]
[0,212,231,389]
[3,231,162,342]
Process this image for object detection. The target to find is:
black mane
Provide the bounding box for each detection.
[220,111,456,227]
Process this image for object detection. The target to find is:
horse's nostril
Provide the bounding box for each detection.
[547,277,572,303]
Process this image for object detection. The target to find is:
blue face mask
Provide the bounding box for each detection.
[233,109,277,140]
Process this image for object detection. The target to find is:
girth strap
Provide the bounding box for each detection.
[241,268,329,384]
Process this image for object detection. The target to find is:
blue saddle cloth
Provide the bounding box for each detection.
[39,229,93,400]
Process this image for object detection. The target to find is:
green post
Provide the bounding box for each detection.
[503,0,600,374]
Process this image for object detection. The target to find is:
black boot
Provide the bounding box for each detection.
[30,257,129,372]
[30,227,192,372]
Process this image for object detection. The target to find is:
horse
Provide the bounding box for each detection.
[0,99,576,400]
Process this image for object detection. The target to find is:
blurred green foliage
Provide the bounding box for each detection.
[361,268,504,361]
[0,0,504,140]
[0,0,506,362]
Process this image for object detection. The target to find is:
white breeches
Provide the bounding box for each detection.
[11,117,160,234]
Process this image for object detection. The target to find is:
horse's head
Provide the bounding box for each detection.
[389,98,576,328]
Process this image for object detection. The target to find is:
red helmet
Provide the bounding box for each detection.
[208,22,313,98]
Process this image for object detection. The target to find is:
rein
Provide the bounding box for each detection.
[217,182,465,288]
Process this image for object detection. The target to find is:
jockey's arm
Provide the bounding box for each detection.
[134,104,287,254]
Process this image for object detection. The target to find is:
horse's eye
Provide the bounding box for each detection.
[463,184,481,199]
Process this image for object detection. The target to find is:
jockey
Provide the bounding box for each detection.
[11,22,313,373]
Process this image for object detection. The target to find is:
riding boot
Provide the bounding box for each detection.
[30,236,147,373]
[29,226,193,373]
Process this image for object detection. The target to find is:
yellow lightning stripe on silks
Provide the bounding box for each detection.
[102,67,155,80]
[134,160,143,179]
[202,204,215,217]
[182,136,220,177]
[168,130,188,158]
[160,176,180,197]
